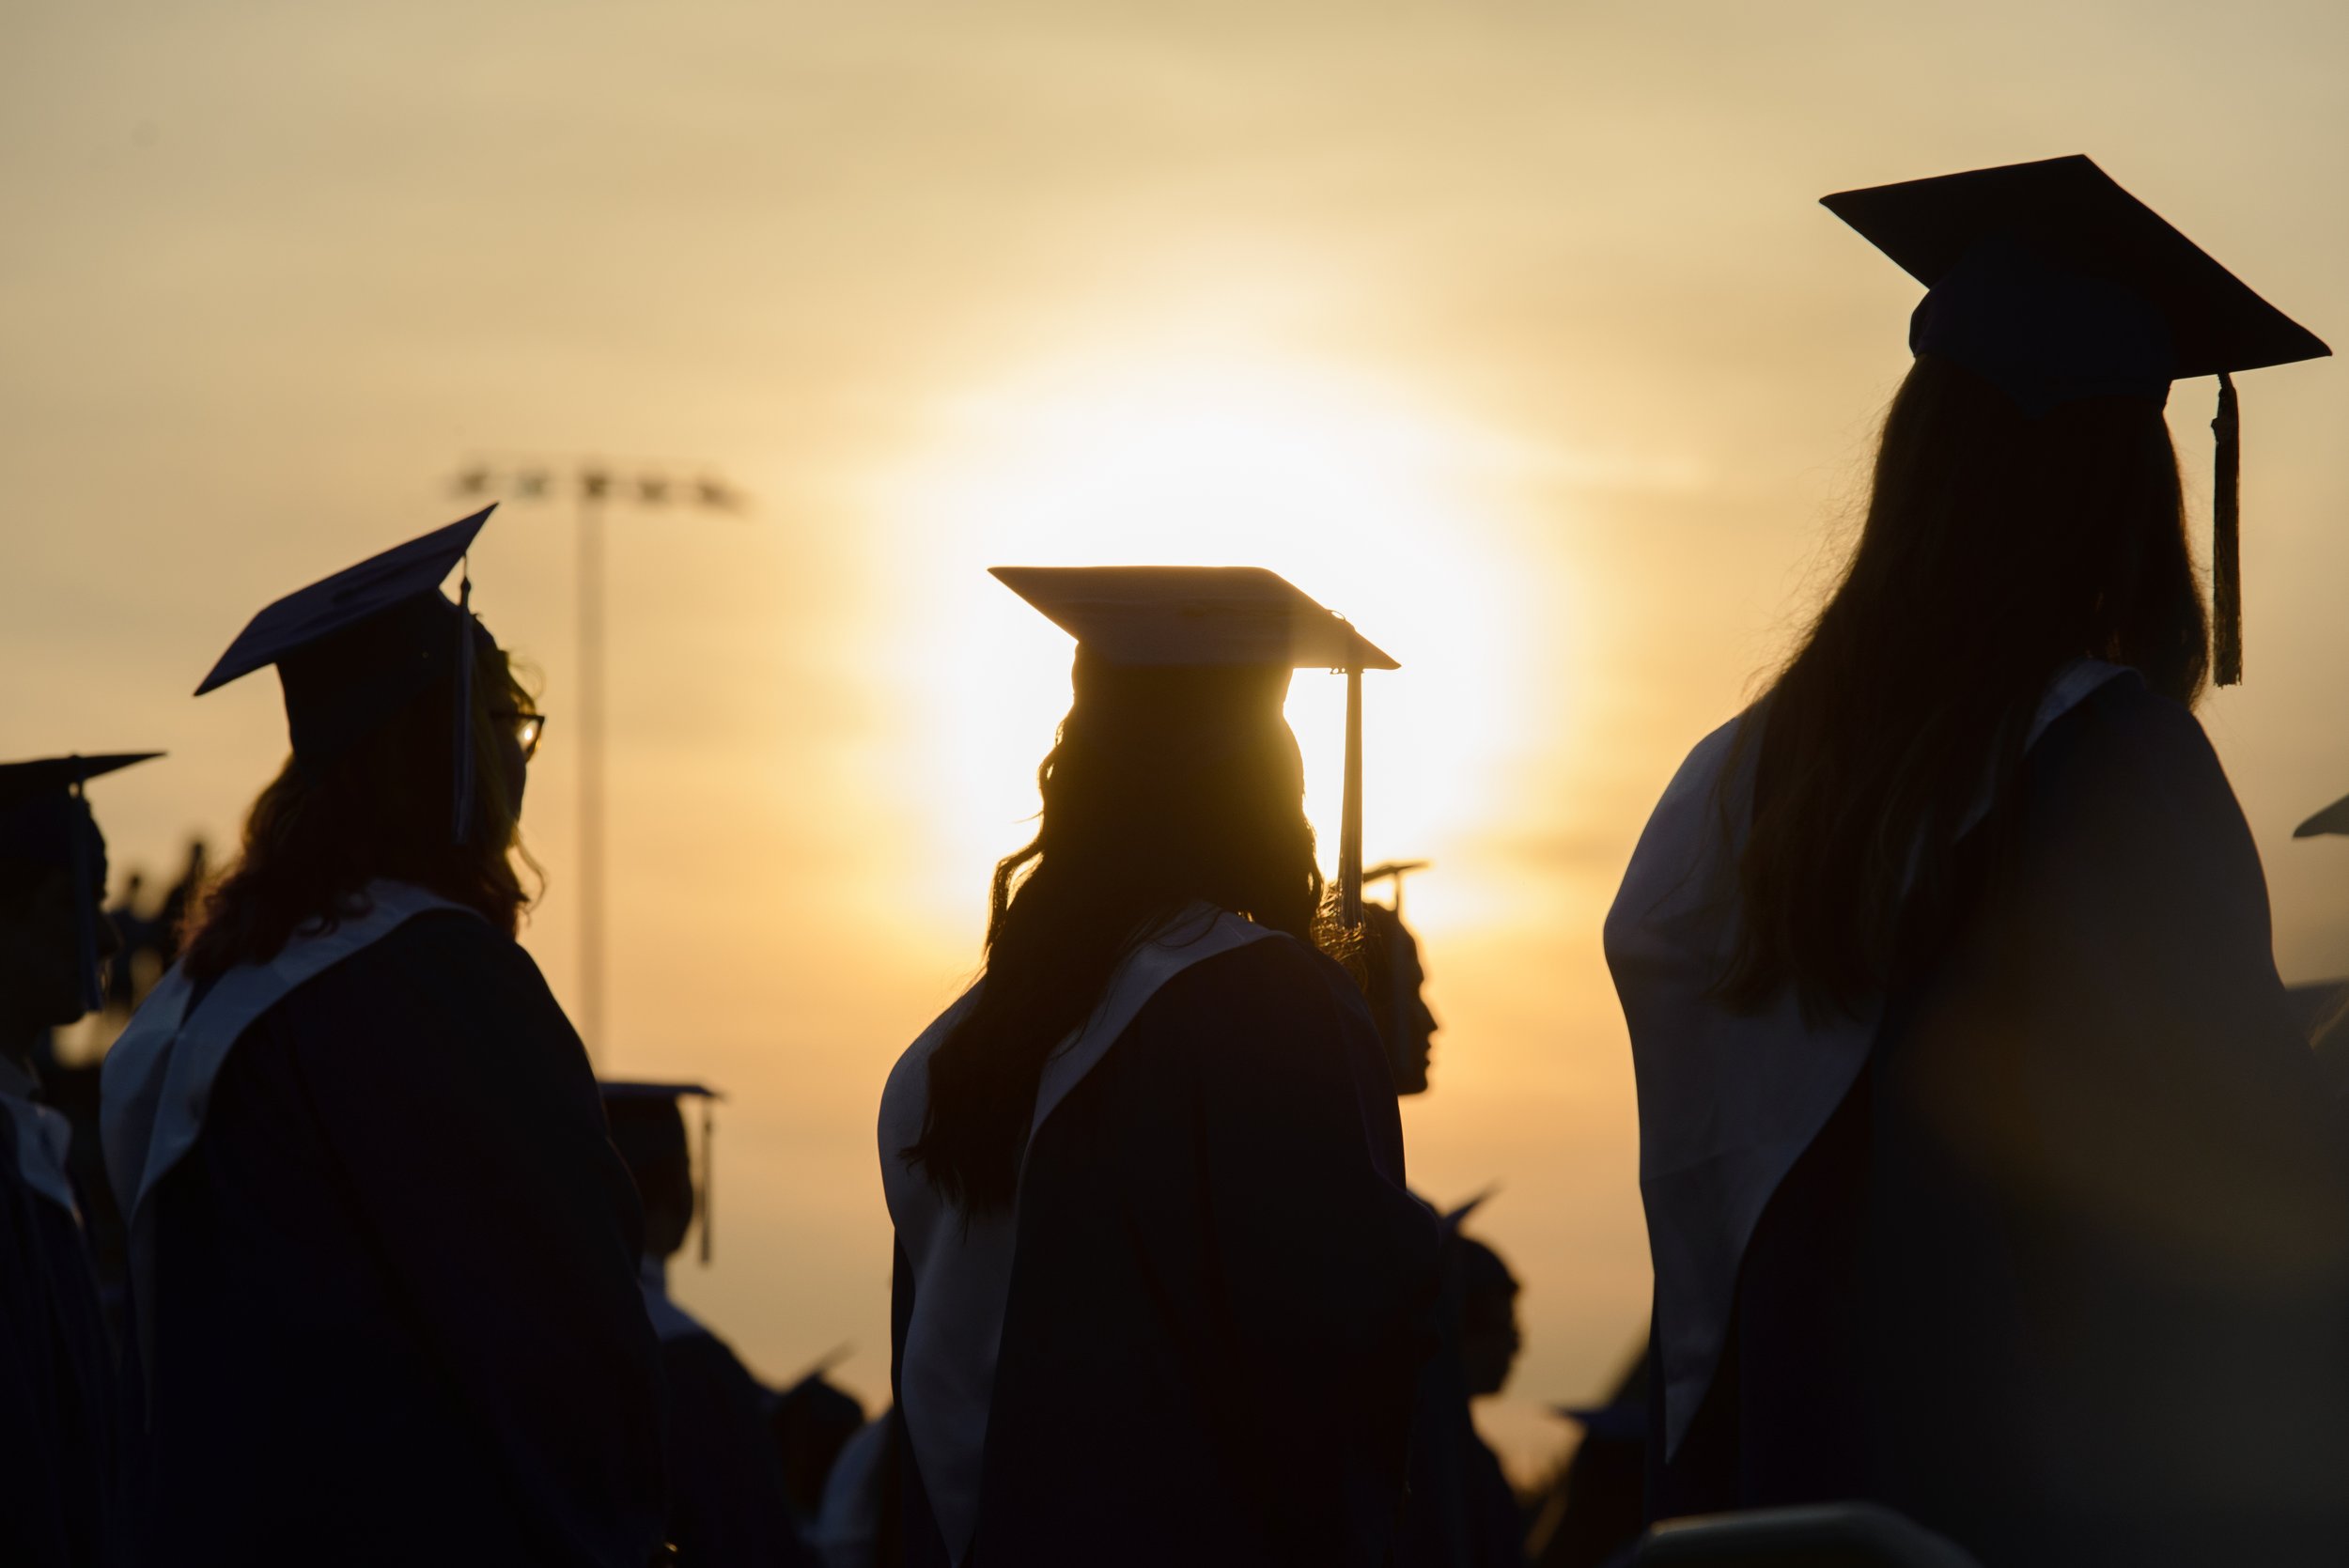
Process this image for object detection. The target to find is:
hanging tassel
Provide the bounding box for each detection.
[2212,372,2243,687]
[67,768,102,1017]
[451,565,478,843]
[698,1095,716,1267]
[1340,665,1364,929]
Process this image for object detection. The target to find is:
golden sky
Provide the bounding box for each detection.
[9,0,2349,1476]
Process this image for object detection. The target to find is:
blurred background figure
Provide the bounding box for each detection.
[1524,1350,1650,1568]
[766,1361,866,1545]
[808,1404,897,1568]
[0,751,155,1568]
[604,1079,808,1567]
[2290,791,2349,1104]
[1359,861,1439,1096]
[1399,1197,1528,1568]
[150,838,206,973]
[1358,863,1532,1567]
[101,509,666,1566]
[99,871,148,1015]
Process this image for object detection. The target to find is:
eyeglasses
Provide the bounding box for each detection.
[500,711,548,763]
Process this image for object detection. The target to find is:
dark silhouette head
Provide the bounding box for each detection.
[180,641,540,984]
[605,1092,696,1261]
[0,853,116,1039]
[904,648,1324,1214]
[1456,1235,1521,1398]
[769,1374,866,1522]
[1359,903,1439,1094]
[1719,353,2207,1018]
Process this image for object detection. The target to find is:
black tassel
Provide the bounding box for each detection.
[452,565,477,842]
[68,770,101,1017]
[2212,372,2243,687]
[1340,666,1364,929]
[698,1096,715,1266]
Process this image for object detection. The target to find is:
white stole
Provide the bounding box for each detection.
[878,905,1280,1565]
[100,879,474,1378]
[0,1056,78,1218]
[1606,659,2130,1458]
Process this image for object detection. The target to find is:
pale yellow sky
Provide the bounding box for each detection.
[8,0,2349,1478]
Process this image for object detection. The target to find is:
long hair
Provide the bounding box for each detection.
[904,657,1324,1214]
[1718,353,2207,1018]
[180,642,540,984]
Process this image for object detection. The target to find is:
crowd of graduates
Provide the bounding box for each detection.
[8,153,2349,1568]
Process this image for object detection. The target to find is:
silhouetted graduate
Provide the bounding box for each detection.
[605,1081,808,1567]
[101,508,666,1566]
[880,567,1439,1567]
[766,1364,865,1538]
[1397,1196,1525,1568]
[1526,1349,1649,1568]
[0,752,154,1567]
[1358,883,1440,1096]
[1610,157,2349,1567]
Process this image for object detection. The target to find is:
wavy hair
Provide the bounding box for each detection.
[904,656,1324,1214]
[1718,353,2207,1018]
[180,642,540,984]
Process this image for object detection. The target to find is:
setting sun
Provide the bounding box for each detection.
[879,349,1551,929]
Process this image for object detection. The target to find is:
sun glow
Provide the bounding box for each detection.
[879,349,1548,936]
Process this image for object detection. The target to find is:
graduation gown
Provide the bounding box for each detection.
[100,884,667,1567]
[638,1258,809,1567]
[0,1063,124,1568]
[1617,673,2349,1566]
[881,911,1439,1568]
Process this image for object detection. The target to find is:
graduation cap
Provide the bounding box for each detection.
[0,753,163,1015]
[1363,858,1431,918]
[2295,791,2349,839]
[990,566,1398,927]
[1439,1186,1498,1239]
[1824,155,2331,686]
[197,506,497,841]
[600,1080,723,1265]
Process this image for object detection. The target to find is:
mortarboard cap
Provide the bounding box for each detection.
[1364,858,1431,918]
[990,566,1396,925]
[2295,792,2349,839]
[600,1080,723,1265]
[1824,156,2330,687]
[988,565,1396,673]
[0,753,163,1015]
[198,506,496,840]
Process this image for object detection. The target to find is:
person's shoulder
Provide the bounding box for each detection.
[298,903,564,1031]
[1145,926,1371,1040]
[359,905,543,984]
[2035,670,2229,799]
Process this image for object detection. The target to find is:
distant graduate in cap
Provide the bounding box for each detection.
[99,508,667,1568]
[1608,157,2349,1565]
[601,1081,810,1567]
[0,751,154,1568]
[1359,860,1440,1095]
[879,566,1439,1567]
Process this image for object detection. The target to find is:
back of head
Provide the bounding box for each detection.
[1722,353,2206,1017]
[180,641,537,984]
[904,648,1326,1214]
[606,1094,695,1259]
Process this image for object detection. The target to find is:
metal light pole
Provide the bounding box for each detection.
[451,458,744,1060]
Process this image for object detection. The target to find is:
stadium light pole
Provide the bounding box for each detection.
[449,458,745,1060]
